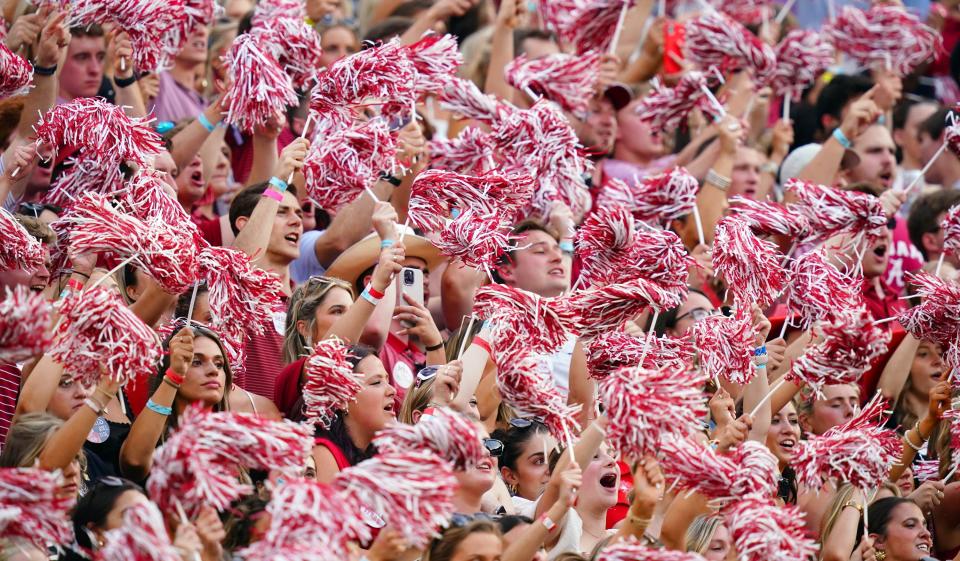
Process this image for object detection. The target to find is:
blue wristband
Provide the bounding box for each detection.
[832,127,853,149]
[268,176,288,192]
[754,346,767,356]
[197,112,217,133]
[146,399,173,416]
[380,239,395,249]
[559,240,574,253]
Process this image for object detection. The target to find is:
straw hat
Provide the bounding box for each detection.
[324,226,445,286]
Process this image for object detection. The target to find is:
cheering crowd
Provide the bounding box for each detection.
[1,0,960,560]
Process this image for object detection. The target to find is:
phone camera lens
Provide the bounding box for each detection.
[404,270,414,284]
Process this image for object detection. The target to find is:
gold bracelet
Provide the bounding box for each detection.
[628,514,652,527]
[162,377,181,390]
[843,501,864,515]
[914,420,931,441]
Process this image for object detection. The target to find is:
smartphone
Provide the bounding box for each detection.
[396,267,425,327]
[663,20,686,75]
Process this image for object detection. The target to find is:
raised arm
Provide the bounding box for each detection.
[39,373,119,471]
[169,98,226,174]
[119,327,192,481]
[108,31,147,118]
[484,0,523,103]
[400,0,476,45]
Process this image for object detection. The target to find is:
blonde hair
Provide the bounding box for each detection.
[0,413,62,468]
[685,514,725,555]
[399,376,436,425]
[283,276,356,364]
[820,483,859,545]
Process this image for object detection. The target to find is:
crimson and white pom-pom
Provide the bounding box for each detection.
[406,33,463,97]
[786,178,888,246]
[0,286,51,363]
[557,278,686,340]
[253,17,325,91]
[67,0,184,70]
[119,170,197,236]
[601,167,697,225]
[222,33,297,132]
[243,477,362,557]
[712,0,771,25]
[97,502,180,561]
[560,0,635,55]
[42,157,127,210]
[770,30,834,102]
[472,284,570,354]
[896,271,960,345]
[913,459,941,483]
[429,127,497,175]
[726,497,819,561]
[599,365,708,459]
[335,452,457,547]
[685,12,776,81]
[491,335,580,440]
[785,249,859,329]
[824,5,941,77]
[0,467,74,549]
[596,537,708,561]
[304,118,398,213]
[439,77,512,124]
[576,205,693,289]
[149,404,312,515]
[634,72,713,133]
[34,97,163,165]
[310,37,416,117]
[0,209,43,272]
[941,204,960,257]
[251,0,303,22]
[713,217,788,309]
[788,306,890,395]
[302,338,362,428]
[586,330,693,379]
[163,1,222,69]
[374,407,486,470]
[661,439,780,501]
[944,408,960,476]
[65,193,199,293]
[51,287,159,390]
[505,51,600,113]
[0,42,32,98]
[791,395,900,492]
[691,312,756,384]
[729,196,810,239]
[198,245,284,337]
[436,210,514,272]
[217,325,247,379]
[409,169,533,233]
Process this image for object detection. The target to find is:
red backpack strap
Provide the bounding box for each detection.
[314,437,351,470]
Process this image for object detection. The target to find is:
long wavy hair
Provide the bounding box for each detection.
[282,276,356,364]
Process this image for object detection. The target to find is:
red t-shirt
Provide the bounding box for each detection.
[237,295,288,401]
[275,357,306,418]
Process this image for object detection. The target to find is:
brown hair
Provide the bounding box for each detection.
[282,276,356,364]
[423,520,501,561]
[14,214,55,244]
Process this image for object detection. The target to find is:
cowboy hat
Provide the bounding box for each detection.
[324,225,445,286]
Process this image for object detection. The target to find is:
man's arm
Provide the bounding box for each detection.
[108,31,147,118]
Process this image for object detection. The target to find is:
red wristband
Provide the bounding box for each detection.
[164,368,185,385]
[367,285,385,299]
[472,336,492,355]
[67,278,84,291]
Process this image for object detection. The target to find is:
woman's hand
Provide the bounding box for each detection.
[555,461,582,507]
[394,293,443,349]
[595,53,621,95]
[431,360,462,405]
[138,72,161,104]
[632,455,664,509]
[709,388,736,429]
[194,505,226,561]
[770,119,794,163]
[367,528,409,561]
[4,11,44,53]
[908,480,946,515]
[547,201,575,240]
[169,327,195,376]
[765,337,786,372]
[396,120,426,166]
[687,244,714,286]
[108,30,134,80]
[849,537,877,561]
[370,244,405,294]
[751,305,771,346]
[173,522,203,561]
[6,142,40,183]
[493,0,525,29]
[273,138,310,180]
[715,414,752,453]
[372,201,399,243]
[926,380,952,421]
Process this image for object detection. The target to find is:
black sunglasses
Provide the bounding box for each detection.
[509,418,545,430]
[17,202,60,218]
[449,512,499,528]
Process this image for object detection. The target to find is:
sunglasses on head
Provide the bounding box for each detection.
[483,438,503,457]
[509,418,544,430]
[449,512,499,528]
[415,366,440,388]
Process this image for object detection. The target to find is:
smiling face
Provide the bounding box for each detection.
[873,502,932,561]
[765,402,801,468]
[346,355,397,437]
[178,336,227,406]
[457,427,498,497]
[909,340,944,398]
[0,246,50,293]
